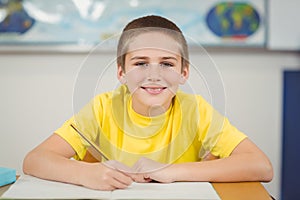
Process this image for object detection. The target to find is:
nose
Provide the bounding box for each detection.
[146,64,162,82]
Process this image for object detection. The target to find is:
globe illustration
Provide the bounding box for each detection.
[206,2,260,39]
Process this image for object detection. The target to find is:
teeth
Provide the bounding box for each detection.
[147,88,162,92]
[142,87,164,94]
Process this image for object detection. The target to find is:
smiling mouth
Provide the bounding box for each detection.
[141,86,167,94]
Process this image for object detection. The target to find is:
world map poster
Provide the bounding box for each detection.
[0,0,266,49]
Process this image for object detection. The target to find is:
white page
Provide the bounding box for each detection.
[2,175,111,199]
[112,182,220,200]
[2,175,220,200]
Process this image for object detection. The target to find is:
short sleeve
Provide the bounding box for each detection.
[55,117,87,160]
[55,95,103,160]
[209,118,247,158]
[197,95,247,158]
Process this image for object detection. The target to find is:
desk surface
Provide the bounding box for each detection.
[212,182,271,200]
[0,180,271,200]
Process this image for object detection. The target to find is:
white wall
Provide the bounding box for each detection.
[268,0,300,50]
[0,49,299,199]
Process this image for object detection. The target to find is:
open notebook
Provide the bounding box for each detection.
[2,175,220,199]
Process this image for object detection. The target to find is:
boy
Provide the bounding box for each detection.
[23,15,273,191]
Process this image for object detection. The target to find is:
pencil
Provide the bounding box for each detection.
[70,124,109,161]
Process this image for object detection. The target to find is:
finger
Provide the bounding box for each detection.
[143,177,152,182]
[110,177,131,189]
[143,174,152,182]
[111,170,133,186]
[111,180,128,189]
[100,172,130,190]
[99,185,117,191]
[130,173,152,183]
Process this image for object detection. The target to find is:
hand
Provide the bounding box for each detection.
[103,159,151,183]
[141,165,176,183]
[130,157,176,183]
[78,162,133,191]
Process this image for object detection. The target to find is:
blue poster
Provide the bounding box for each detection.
[0,0,266,48]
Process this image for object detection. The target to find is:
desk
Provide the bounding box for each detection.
[0,180,271,200]
[212,182,271,200]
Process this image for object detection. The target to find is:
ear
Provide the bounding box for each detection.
[179,66,189,84]
[117,65,126,84]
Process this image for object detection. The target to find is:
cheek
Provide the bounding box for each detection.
[163,69,181,85]
[162,70,181,94]
[124,68,146,92]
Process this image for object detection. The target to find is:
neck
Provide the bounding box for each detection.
[147,105,167,117]
[131,101,171,117]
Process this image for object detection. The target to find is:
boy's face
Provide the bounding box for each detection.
[118,32,189,116]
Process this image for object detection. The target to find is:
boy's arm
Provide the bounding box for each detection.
[23,133,133,190]
[139,138,273,183]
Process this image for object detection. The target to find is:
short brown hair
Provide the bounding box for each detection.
[117,15,189,72]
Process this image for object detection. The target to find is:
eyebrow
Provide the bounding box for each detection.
[130,56,148,60]
[130,56,178,61]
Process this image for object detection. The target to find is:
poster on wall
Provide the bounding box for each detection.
[0,0,266,50]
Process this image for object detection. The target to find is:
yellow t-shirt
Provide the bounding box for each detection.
[55,85,246,166]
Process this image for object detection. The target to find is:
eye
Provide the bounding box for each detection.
[160,62,174,67]
[134,62,149,67]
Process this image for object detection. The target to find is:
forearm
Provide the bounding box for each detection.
[170,153,273,182]
[23,149,88,186]
[23,134,133,190]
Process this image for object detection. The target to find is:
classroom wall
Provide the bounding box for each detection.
[0,49,299,199]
